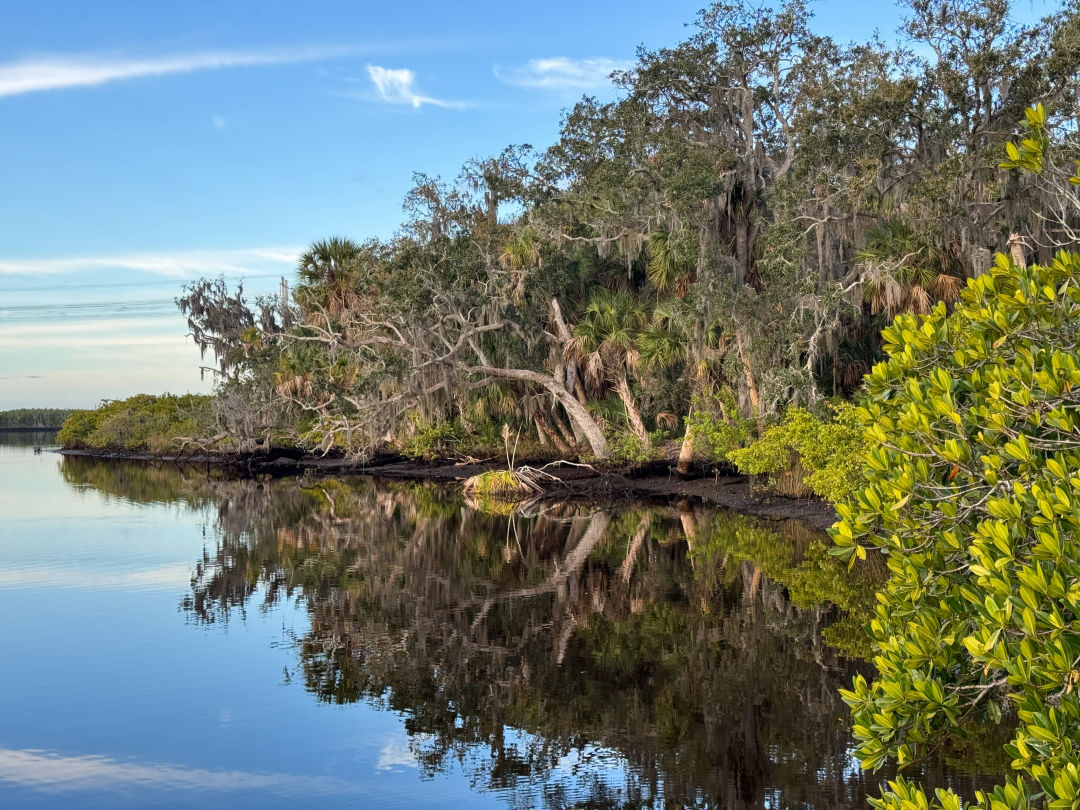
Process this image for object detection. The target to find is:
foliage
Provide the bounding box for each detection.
[168,1,1080,466]
[830,244,1080,809]
[606,428,659,465]
[400,416,465,461]
[0,408,72,429]
[57,394,215,453]
[727,402,869,502]
[685,390,755,462]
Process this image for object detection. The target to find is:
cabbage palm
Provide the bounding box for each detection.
[855,219,964,318]
[646,230,695,297]
[295,237,366,319]
[569,290,649,443]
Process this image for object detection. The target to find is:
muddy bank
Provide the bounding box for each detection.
[57,448,838,530]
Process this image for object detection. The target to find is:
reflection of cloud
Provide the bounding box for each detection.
[376,736,418,770]
[0,748,359,795]
[0,564,192,590]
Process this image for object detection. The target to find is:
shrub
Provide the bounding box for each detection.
[57,394,214,452]
[685,389,755,461]
[831,247,1080,809]
[400,416,465,461]
[727,402,868,502]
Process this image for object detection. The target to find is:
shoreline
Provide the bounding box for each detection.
[56,447,839,530]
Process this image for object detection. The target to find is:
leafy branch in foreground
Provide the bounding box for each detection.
[832,246,1080,808]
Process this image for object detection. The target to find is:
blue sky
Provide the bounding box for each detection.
[0,0,1057,408]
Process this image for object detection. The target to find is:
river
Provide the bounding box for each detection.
[0,435,1001,808]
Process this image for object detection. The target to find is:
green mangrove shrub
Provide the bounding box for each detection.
[831,246,1080,809]
[727,402,868,502]
[57,394,214,453]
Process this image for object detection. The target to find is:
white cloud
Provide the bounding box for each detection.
[0,748,360,795]
[375,736,418,771]
[0,246,301,277]
[365,65,462,108]
[212,114,226,129]
[0,563,193,590]
[0,47,353,99]
[494,57,632,91]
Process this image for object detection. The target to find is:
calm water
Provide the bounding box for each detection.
[0,437,1000,808]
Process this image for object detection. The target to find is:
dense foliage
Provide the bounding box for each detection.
[0,408,72,429]
[167,0,1080,472]
[727,403,869,502]
[57,394,215,453]
[831,242,1080,809]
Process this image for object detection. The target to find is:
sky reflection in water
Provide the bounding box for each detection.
[0,438,998,808]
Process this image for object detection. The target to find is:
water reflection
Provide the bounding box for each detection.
[0,748,362,797]
[57,458,1005,809]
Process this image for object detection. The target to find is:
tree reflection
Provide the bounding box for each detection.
[60,458,1005,808]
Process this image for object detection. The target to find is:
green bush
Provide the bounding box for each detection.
[401,416,465,461]
[831,246,1080,809]
[727,402,868,502]
[685,389,754,461]
[57,394,214,453]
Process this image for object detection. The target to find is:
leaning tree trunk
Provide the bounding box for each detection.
[676,408,695,476]
[613,372,649,445]
[735,331,765,435]
[466,365,609,459]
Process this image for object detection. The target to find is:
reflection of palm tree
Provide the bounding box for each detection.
[569,290,649,443]
[855,219,964,318]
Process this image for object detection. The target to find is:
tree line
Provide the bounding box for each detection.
[0,408,72,429]
[168,0,1079,476]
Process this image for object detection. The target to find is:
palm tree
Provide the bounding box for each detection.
[498,226,540,304]
[855,219,964,318]
[569,290,650,444]
[646,230,695,298]
[637,299,731,474]
[295,237,366,318]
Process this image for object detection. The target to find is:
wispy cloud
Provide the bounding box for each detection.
[211,114,226,129]
[0,246,300,277]
[0,563,192,590]
[0,748,361,796]
[0,46,352,99]
[494,57,632,91]
[365,65,463,108]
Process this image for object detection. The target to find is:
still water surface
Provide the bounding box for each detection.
[0,435,997,808]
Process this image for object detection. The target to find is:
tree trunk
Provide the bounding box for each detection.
[676,410,695,476]
[735,332,765,435]
[613,372,649,445]
[466,365,609,458]
[535,413,573,456]
[533,416,549,447]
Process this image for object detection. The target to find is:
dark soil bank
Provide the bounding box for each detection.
[57,448,838,530]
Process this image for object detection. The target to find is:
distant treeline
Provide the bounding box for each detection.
[0,408,74,429]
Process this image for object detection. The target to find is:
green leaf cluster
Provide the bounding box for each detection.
[727,402,869,502]
[57,394,215,454]
[831,244,1080,809]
